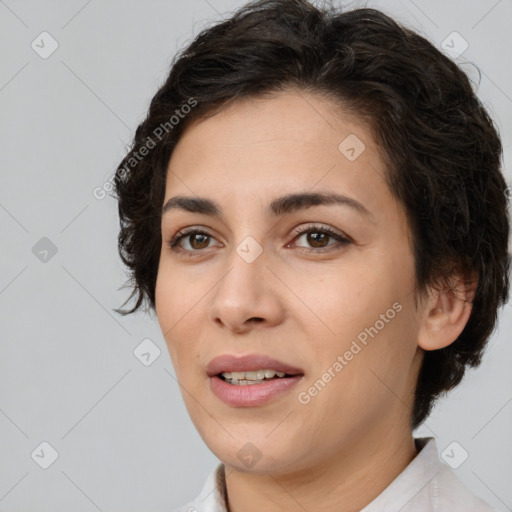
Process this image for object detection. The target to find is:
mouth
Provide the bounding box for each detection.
[206,353,305,405]
[206,353,304,379]
[218,369,301,385]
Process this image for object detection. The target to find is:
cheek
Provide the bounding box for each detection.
[155,263,194,365]
[291,264,397,345]
[292,252,418,382]
[155,258,205,328]
[296,305,419,440]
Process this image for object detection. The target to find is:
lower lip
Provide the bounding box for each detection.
[210,375,304,406]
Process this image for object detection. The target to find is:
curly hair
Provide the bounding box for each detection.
[112,0,510,428]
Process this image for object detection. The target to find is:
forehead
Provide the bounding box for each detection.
[173,89,367,160]
[163,89,395,221]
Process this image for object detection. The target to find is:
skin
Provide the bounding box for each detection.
[154,89,473,512]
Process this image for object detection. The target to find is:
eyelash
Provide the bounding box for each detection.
[167,224,352,256]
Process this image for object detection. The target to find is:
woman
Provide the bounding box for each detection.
[113,1,510,510]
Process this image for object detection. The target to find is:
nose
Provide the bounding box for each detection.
[207,245,285,334]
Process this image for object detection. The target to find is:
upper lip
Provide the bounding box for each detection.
[206,353,305,377]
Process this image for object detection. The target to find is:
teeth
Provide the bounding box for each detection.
[220,369,287,382]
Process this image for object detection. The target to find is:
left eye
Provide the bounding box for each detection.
[289,225,351,251]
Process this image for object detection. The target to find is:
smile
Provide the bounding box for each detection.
[220,369,288,384]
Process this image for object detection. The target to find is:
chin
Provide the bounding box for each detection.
[201,428,295,471]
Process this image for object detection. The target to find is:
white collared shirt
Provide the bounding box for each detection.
[174,437,500,511]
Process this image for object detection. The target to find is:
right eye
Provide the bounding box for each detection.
[167,228,219,254]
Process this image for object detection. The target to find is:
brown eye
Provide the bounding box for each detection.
[291,224,352,252]
[168,229,216,252]
[305,231,330,248]
[188,233,211,250]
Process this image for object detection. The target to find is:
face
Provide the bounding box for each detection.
[155,89,424,476]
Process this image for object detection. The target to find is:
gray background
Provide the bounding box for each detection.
[1,0,511,510]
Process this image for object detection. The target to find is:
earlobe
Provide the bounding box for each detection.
[417,272,478,351]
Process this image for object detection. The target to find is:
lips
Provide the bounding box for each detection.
[206,353,304,377]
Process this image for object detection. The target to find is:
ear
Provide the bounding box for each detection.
[417,271,478,351]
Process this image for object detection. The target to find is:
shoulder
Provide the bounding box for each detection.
[362,437,499,512]
[432,462,497,511]
[411,437,498,512]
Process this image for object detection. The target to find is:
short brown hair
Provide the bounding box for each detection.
[113,0,510,428]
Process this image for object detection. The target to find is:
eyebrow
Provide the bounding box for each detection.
[161,191,374,221]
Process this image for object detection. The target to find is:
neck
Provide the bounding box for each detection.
[223,422,418,512]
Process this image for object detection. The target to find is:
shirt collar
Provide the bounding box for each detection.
[189,437,443,512]
[361,436,442,511]
[185,458,228,512]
